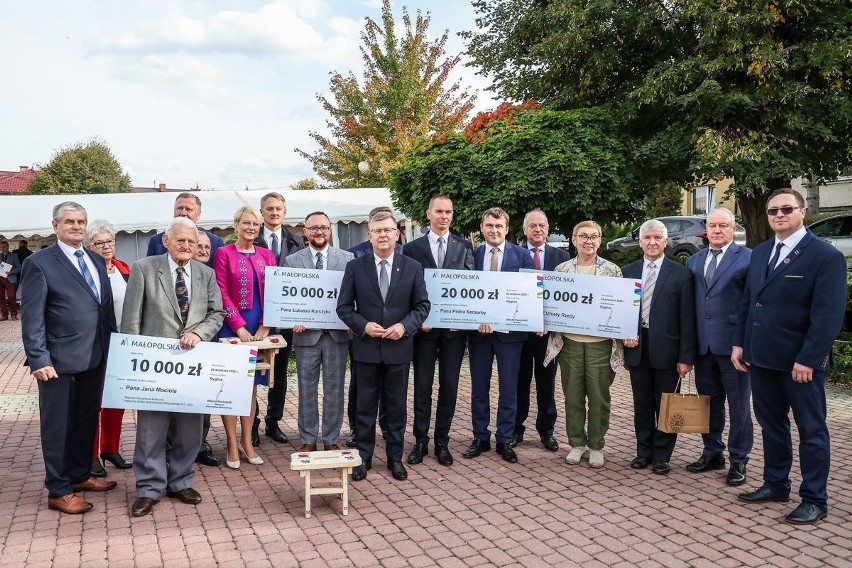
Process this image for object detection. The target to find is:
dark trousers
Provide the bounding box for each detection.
[37,365,104,498]
[515,333,558,437]
[199,414,212,454]
[750,365,830,506]
[694,352,753,464]
[412,331,466,446]
[469,336,522,444]
[628,331,679,463]
[354,361,409,464]
[347,343,387,434]
[263,329,293,425]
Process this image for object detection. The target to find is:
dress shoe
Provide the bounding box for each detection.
[652,461,670,475]
[509,432,523,448]
[72,477,117,492]
[387,460,408,480]
[345,431,357,448]
[540,435,559,452]
[738,485,790,503]
[726,462,747,486]
[131,497,158,517]
[351,464,368,481]
[686,455,726,473]
[785,502,827,525]
[324,444,341,451]
[630,456,650,469]
[48,493,93,514]
[238,445,264,465]
[407,442,428,465]
[251,421,261,447]
[495,443,518,463]
[462,438,491,458]
[91,459,107,478]
[265,422,288,444]
[101,452,132,469]
[167,487,202,505]
[225,457,240,470]
[565,447,586,465]
[298,444,317,452]
[435,444,453,466]
[195,451,221,467]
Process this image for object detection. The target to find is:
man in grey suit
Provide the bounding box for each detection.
[284,211,354,452]
[122,217,225,517]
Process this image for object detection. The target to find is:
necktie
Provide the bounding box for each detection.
[705,249,722,287]
[379,260,389,301]
[532,247,542,270]
[436,237,446,268]
[315,251,324,270]
[175,266,189,323]
[641,261,656,328]
[766,241,784,276]
[270,233,280,260]
[74,250,100,302]
[490,247,500,271]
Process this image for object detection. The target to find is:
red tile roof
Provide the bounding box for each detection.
[0,168,37,194]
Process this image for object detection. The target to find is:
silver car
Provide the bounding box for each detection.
[808,214,852,257]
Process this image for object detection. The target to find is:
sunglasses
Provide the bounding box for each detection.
[766,205,801,216]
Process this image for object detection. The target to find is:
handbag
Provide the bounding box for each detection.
[656,372,710,434]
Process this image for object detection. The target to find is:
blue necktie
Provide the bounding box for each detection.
[705,249,721,287]
[766,242,784,276]
[379,260,389,301]
[74,250,100,302]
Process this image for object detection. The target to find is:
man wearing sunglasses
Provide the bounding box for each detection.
[733,188,846,525]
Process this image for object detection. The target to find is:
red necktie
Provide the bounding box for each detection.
[532,247,542,270]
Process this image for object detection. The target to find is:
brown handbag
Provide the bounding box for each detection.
[657,373,710,434]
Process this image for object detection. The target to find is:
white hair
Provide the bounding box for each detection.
[166,217,199,239]
[639,219,667,239]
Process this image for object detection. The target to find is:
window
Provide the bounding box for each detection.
[693,185,714,215]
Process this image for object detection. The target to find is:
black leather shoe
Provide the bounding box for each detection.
[540,435,559,452]
[407,442,428,465]
[509,432,523,448]
[726,463,747,486]
[91,459,107,478]
[351,465,368,481]
[251,420,261,447]
[131,497,158,517]
[435,444,453,466]
[630,456,650,469]
[345,431,357,448]
[686,455,726,473]
[195,451,221,467]
[388,460,408,481]
[495,443,518,463]
[265,421,287,444]
[738,485,790,503]
[101,452,132,469]
[785,502,827,525]
[167,487,202,505]
[652,461,670,475]
[462,438,491,458]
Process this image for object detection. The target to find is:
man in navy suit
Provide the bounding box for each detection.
[512,209,570,452]
[146,192,224,267]
[686,208,753,485]
[733,188,846,524]
[21,202,118,514]
[622,219,695,475]
[464,207,535,463]
[403,195,474,467]
[337,211,431,482]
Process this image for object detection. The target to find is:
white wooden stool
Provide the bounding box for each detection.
[290,449,362,518]
[219,334,285,387]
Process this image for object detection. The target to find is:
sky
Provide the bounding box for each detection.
[0,0,499,191]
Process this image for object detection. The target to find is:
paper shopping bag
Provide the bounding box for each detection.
[657,392,710,434]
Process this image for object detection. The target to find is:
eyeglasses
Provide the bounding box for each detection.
[196,244,211,251]
[766,205,801,216]
[305,226,331,233]
[575,234,600,242]
[370,228,397,235]
[91,239,115,249]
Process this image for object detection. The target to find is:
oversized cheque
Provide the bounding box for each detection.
[102,333,256,415]
[263,266,348,330]
[422,268,544,332]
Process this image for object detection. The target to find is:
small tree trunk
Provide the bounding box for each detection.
[805,172,820,214]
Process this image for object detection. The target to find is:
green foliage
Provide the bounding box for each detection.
[290,178,320,190]
[831,341,852,386]
[644,183,684,219]
[390,107,636,239]
[29,139,132,195]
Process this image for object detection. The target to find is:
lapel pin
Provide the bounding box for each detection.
[783,258,791,265]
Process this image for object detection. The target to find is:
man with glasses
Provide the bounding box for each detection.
[512,209,570,452]
[733,188,846,524]
[284,212,354,452]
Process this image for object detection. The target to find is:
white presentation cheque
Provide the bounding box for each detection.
[422,269,544,332]
[263,267,348,330]
[103,333,256,415]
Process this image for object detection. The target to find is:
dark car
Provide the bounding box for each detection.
[606,216,709,260]
[808,213,852,257]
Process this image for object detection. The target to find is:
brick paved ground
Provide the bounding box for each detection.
[0,317,850,567]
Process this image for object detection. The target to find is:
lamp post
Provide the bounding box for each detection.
[356,160,369,187]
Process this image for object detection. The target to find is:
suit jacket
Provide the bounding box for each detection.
[525,244,570,271]
[622,257,696,369]
[686,243,751,356]
[254,226,304,266]
[284,246,355,345]
[213,244,276,332]
[471,242,535,344]
[336,253,430,364]
[20,244,116,374]
[1,250,21,284]
[121,255,224,341]
[147,229,224,268]
[734,230,846,371]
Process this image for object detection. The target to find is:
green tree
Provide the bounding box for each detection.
[290,177,320,190]
[29,139,132,195]
[295,0,476,188]
[464,0,852,245]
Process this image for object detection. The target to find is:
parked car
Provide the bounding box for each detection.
[606,216,709,260]
[808,213,852,257]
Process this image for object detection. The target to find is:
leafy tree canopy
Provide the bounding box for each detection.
[29,139,132,195]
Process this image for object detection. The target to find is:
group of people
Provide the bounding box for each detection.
[19,188,845,526]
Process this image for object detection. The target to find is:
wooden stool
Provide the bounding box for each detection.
[219,335,285,388]
[290,449,362,518]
